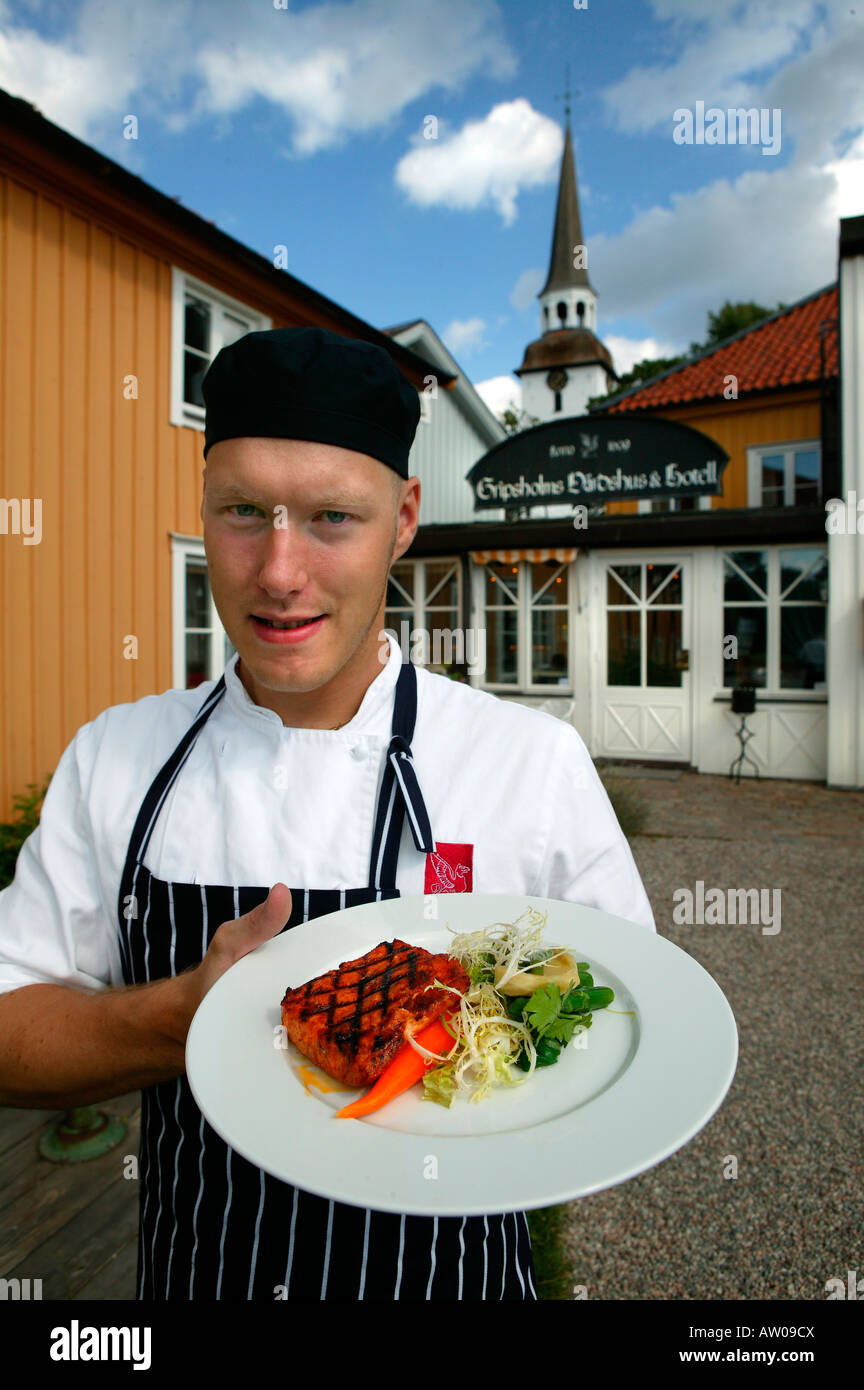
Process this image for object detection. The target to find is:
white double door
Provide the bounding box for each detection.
[591,551,693,763]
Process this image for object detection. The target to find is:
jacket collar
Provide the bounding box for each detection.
[221,632,403,736]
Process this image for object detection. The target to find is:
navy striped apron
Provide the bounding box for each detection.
[117,660,537,1300]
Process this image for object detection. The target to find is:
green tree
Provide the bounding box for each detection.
[586,355,686,409]
[499,405,541,435]
[688,299,785,355]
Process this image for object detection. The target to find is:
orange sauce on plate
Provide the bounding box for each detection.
[293,1063,353,1096]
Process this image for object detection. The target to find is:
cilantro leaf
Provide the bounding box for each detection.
[545,1014,579,1045]
[524,983,562,1038]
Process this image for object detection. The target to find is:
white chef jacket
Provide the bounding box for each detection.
[0,635,655,997]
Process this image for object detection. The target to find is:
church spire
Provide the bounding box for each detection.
[539,117,594,298]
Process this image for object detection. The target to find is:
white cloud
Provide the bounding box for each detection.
[394,99,563,225]
[603,0,864,172]
[510,267,544,311]
[474,374,521,420]
[593,158,843,341]
[604,1,821,136]
[0,0,516,153]
[442,317,488,355]
[0,12,131,137]
[592,1,864,342]
[604,335,685,377]
[823,131,864,219]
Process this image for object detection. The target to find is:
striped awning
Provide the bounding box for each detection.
[469,547,579,564]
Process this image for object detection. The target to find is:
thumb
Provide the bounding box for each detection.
[220,882,292,962]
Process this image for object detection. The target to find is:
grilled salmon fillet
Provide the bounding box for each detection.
[280,939,469,1087]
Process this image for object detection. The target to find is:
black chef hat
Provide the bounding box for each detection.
[201,325,420,478]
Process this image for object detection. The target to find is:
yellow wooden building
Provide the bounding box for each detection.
[0,89,450,818]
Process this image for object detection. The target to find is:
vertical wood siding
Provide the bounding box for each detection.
[0,172,212,817]
[605,395,822,515]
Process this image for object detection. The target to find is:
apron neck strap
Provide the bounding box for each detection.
[368,658,435,889]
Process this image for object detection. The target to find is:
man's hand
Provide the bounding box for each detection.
[192,883,293,1005]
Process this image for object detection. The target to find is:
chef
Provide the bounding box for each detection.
[0,325,656,1301]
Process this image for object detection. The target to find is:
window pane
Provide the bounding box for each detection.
[646,563,682,604]
[384,610,408,639]
[650,499,674,514]
[646,609,682,687]
[780,549,828,601]
[677,496,698,511]
[486,608,518,683]
[426,611,461,664]
[487,562,518,604]
[386,584,411,610]
[607,565,641,605]
[186,562,210,628]
[722,606,767,687]
[185,296,210,352]
[607,610,640,685]
[184,349,209,408]
[387,563,414,604]
[185,632,211,689]
[532,609,568,684]
[760,454,785,505]
[425,561,458,608]
[781,608,826,688]
[221,312,250,349]
[724,552,767,600]
[793,450,819,505]
[531,560,566,605]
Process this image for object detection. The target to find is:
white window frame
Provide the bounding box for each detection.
[604,556,688,690]
[384,557,463,662]
[170,534,233,688]
[170,268,272,430]
[719,544,827,696]
[474,559,574,693]
[637,496,713,514]
[746,439,821,507]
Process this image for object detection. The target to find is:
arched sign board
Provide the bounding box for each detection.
[466,415,730,509]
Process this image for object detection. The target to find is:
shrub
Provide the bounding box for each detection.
[0,779,51,890]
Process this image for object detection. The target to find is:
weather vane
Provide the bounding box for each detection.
[555,63,581,122]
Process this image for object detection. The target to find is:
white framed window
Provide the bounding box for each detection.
[746,440,821,507]
[384,558,463,666]
[637,496,713,514]
[477,558,572,690]
[170,269,272,430]
[171,535,234,688]
[606,559,685,688]
[721,546,827,693]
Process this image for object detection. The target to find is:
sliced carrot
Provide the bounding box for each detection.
[335,1013,458,1119]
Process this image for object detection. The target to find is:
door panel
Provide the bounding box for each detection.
[597,556,692,762]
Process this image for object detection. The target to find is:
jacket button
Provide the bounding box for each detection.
[350,743,368,760]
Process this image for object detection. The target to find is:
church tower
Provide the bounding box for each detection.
[516,117,617,420]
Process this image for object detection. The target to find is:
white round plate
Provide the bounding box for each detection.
[185,894,737,1216]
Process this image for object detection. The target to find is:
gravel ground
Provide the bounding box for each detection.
[553,771,864,1301]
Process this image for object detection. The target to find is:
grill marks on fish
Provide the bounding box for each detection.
[281,939,469,1088]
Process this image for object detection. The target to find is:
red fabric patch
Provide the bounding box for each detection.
[424,842,474,894]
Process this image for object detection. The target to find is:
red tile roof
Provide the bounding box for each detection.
[606,285,838,413]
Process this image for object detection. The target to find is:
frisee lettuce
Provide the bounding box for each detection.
[422,910,611,1107]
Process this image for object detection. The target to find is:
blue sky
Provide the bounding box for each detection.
[1,0,861,416]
